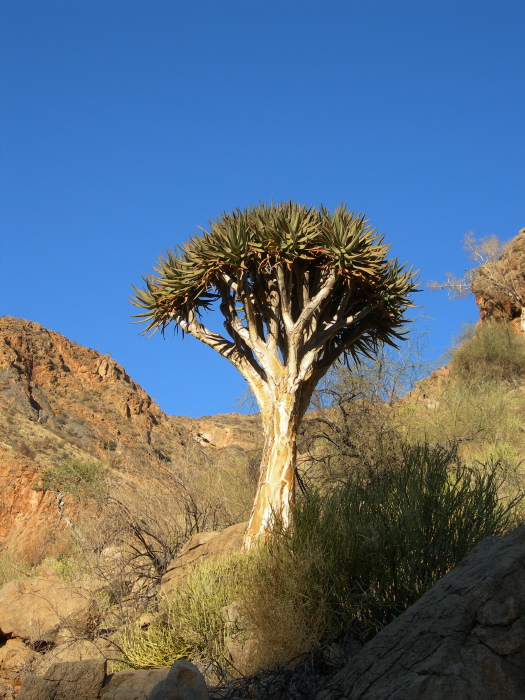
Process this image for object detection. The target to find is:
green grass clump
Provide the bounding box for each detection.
[118,551,249,669]
[35,459,109,499]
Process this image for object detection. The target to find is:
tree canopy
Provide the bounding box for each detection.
[133,202,417,390]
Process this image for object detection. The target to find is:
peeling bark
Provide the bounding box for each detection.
[244,391,299,547]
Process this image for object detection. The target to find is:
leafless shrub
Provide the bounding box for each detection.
[299,336,430,489]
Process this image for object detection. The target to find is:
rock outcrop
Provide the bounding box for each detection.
[318,525,525,700]
[472,227,525,326]
[0,316,260,556]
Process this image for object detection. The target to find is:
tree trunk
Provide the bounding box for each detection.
[243,387,300,548]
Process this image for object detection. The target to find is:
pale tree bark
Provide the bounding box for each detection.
[245,388,299,547]
[242,373,318,548]
[172,265,380,546]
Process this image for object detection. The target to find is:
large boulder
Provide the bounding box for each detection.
[318,525,525,700]
[100,667,170,699]
[0,575,98,644]
[17,659,106,700]
[161,522,246,592]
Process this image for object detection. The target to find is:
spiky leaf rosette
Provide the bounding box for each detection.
[132,202,418,374]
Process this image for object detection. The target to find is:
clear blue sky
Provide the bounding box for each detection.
[1,1,524,417]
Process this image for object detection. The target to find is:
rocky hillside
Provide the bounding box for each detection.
[0,316,260,555]
[473,227,525,325]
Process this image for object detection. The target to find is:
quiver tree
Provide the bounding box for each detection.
[132,202,418,546]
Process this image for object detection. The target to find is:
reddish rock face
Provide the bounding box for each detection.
[0,449,56,560]
[0,316,260,556]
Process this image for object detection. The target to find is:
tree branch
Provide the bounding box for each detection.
[292,269,337,342]
[174,312,266,389]
[299,301,378,368]
[276,264,294,334]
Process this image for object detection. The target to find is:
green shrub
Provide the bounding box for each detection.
[118,552,249,669]
[451,320,525,383]
[115,443,524,674]
[35,460,108,500]
[240,442,523,667]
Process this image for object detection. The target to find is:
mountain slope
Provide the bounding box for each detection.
[0,316,260,556]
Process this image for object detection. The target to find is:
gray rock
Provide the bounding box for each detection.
[318,525,525,700]
[101,667,170,699]
[148,659,209,700]
[17,659,106,700]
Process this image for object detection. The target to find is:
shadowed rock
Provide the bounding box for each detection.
[148,659,209,700]
[17,659,106,700]
[100,667,170,699]
[318,525,525,700]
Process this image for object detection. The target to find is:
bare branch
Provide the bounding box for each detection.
[292,270,337,342]
[427,272,473,298]
[174,312,266,391]
[275,264,294,334]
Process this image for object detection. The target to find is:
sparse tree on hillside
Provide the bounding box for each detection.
[132,202,418,545]
[429,231,525,329]
[428,233,504,298]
